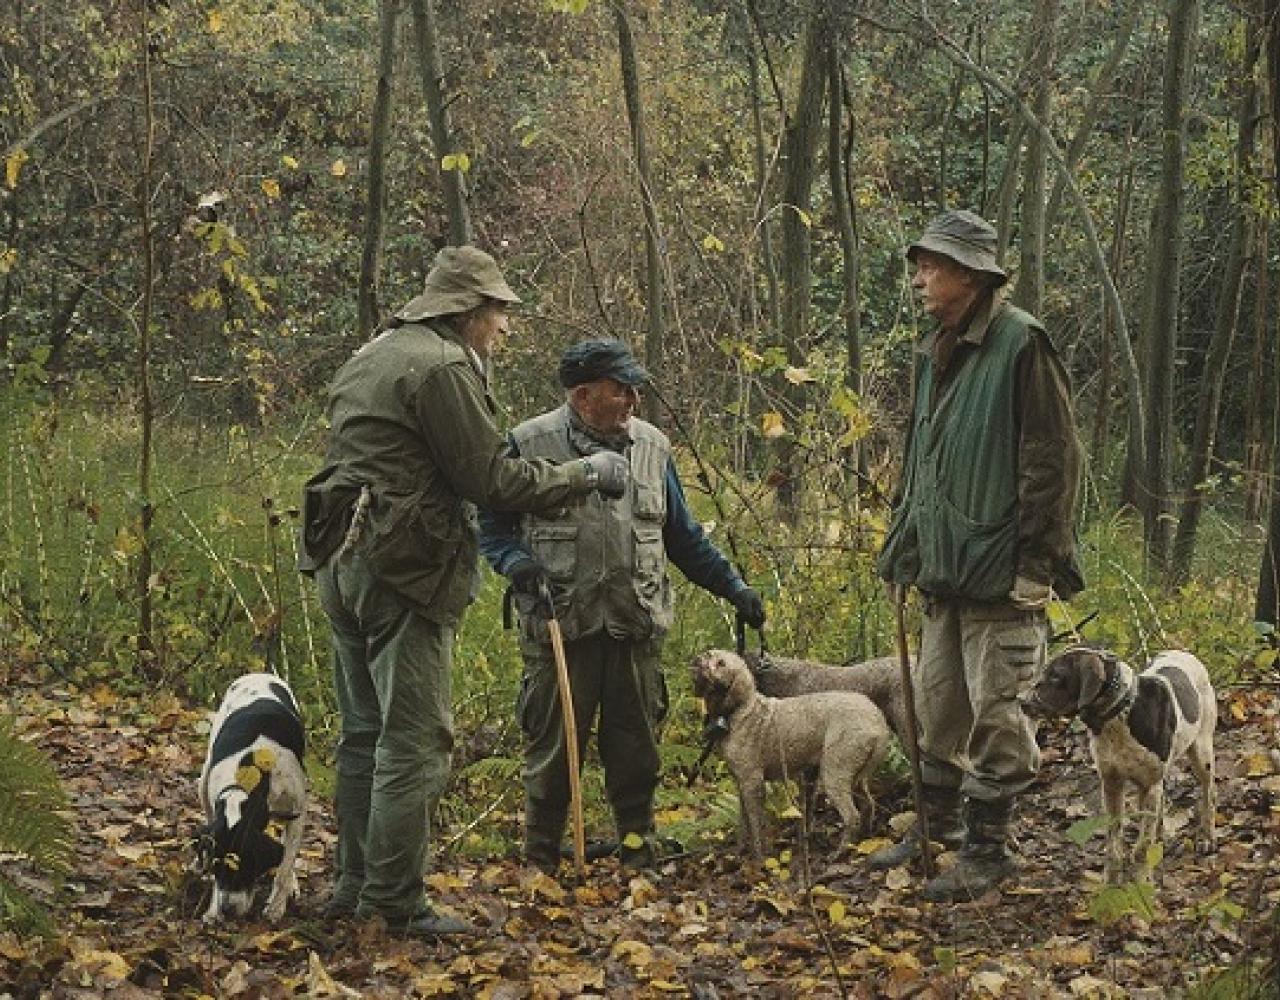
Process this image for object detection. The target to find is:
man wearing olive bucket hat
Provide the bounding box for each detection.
[873,210,1084,902]
[298,246,629,937]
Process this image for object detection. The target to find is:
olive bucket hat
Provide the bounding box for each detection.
[906,209,1008,287]
[396,245,521,322]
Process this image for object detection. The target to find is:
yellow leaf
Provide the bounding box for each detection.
[330,159,348,178]
[261,178,281,200]
[306,950,361,997]
[828,899,847,924]
[621,832,646,849]
[761,411,785,439]
[236,764,262,792]
[114,843,150,862]
[4,148,27,189]
[71,947,131,983]
[702,233,725,253]
[783,365,815,384]
[0,247,17,274]
[207,8,226,32]
[1244,752,1276,777]
[281,154,299,170]
[441,152,472,173]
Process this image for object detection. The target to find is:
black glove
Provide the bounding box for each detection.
[508,557,546,597]
[730,586,766,629]
[581,451,629,499]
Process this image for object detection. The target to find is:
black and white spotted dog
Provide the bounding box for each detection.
[1022,646,1216,884]
[196,673,307,922]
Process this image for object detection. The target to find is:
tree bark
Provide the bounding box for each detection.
[1140,0,1199,577]
[774,16,827,517]
[357,0,401,339]
[613,1,665,423]
[1244,222,1270,521]
[136,0,157,676]
[409,0,470,246]
[745,14,781,337]
[1171,10,1259,584]
[827,30,866,484]
[1012,0,1058,314]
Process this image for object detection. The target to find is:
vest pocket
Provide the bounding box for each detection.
[632,526,665,599]
[919,495,1016,600]
[529,523,578,581]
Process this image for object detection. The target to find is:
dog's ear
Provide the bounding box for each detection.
[1074,651,1109,711]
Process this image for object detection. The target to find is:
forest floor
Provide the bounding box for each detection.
[2,664,1279,1000]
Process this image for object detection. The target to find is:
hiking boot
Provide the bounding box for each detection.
[618,833,658,870]
[866,786,965,870]
[386,907,475,939]
[321,894,358,921]
[525,819,564,876]
[921,797,1018,903]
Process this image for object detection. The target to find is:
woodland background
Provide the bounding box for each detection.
[1,0,1279,996]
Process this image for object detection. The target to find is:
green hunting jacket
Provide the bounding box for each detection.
[878,296,1084,602]
[298,321,592,624]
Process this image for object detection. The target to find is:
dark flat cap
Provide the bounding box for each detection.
[558,339,649,388]
[906,209,1008,286]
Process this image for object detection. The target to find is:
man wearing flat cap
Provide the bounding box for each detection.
[873,210,1084,902]
[298,247,629,937]
[479,338,765,873]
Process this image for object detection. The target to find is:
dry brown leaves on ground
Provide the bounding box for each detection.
[2,672,1278,998]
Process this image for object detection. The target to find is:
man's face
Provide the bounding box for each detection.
[572,377,640,436]
[910,249,980,329]
[459,301,510,360]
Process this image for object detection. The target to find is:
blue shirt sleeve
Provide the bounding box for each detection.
[662,459,746,598]
[477,436,536,576]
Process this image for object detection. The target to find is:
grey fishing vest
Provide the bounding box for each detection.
[512,405,673,643]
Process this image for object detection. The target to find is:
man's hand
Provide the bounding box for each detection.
[508,557,546,597]
[730,586,766,629]
[1009,575,1052,611]
[581,451,629,499]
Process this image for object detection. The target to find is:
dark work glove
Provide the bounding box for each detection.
[730,586,766,629]
[508,557,546,597]
[581,451,629,499]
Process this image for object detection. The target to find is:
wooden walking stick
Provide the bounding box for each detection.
[539,579,586,877]
[894,584,935,878]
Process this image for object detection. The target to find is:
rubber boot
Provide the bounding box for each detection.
[921,796,1018,903]
[866,786,965,870]
[524,815,565,876]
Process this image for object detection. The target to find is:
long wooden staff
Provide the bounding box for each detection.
[540,579,586,876]
[894,585,934,878]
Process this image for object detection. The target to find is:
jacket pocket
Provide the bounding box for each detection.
[529,523,578,582]
[360,492,465,608]
[918,494,1015,600]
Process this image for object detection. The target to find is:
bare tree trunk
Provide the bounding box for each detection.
[136,0,157,677]
[1012,0,1058,314]
[1043,0,1141,234]
[991,116,1023,264]
[357,0,401,339]
[1141,0,1200,577]
[1093,160,1133,472]
[774,16,827,517]
[613,1,665,424]
[1171,10,1260,584]
[1245,221,1270,520]
[828,32,867,485]
[745,17,781,336]
[409,0,470,245]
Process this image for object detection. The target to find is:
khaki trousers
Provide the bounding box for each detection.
[914,598,1048,801]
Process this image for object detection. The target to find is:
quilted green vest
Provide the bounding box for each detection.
[878,304,1039,601]
[512,406,674,643]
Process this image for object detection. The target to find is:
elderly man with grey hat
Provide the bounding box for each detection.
[872,210,1084,902]
[298,246,629,937]
[478,338,765,873]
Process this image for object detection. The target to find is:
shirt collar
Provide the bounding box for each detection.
[915,290,1003,356]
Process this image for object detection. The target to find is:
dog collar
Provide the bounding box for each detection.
[1080,659,1136,734]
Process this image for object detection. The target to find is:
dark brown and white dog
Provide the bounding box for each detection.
[196,673,307,922]
[692,649,890,861]
[1021,646,1216,884]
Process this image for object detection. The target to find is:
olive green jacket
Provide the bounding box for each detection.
[878,297,1084,602]
[298,321,592,623]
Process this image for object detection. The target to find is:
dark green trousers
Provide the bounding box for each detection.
[316,549,455,920]
[517,633,667,859]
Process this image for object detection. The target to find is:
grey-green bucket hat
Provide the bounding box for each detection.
[906,209,1008,286]
[396,245,521,322]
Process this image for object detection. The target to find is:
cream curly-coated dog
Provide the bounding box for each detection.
[692,649,890,860]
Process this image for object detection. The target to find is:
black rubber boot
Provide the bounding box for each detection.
[921,796,1018,903]
[866,786,965,870]
[524,818,565,875]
